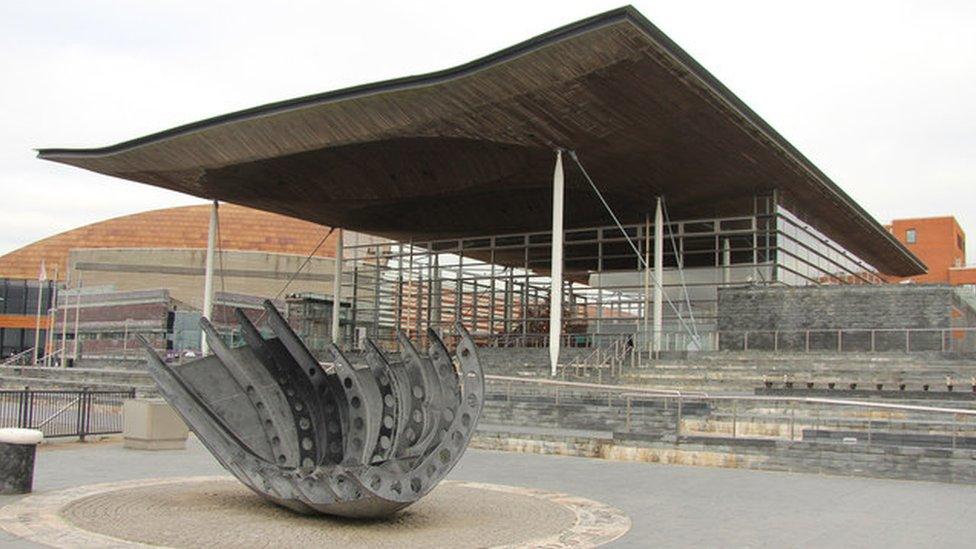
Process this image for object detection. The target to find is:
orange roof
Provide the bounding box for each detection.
[0,204,336,281]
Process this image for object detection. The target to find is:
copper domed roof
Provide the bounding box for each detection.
[0,204,335,281]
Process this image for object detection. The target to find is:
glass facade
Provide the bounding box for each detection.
[775,207,882,286]
[0,278,56,359]
[335,194,884,352]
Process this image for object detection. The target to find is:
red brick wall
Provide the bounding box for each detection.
[887,217,966,284]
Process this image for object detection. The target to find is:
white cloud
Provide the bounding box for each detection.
[1,0,974,262]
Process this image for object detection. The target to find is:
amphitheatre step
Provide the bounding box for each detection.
[0,366,153,385]
[804,428,976,450]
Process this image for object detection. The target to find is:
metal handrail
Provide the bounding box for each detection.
[1,347,35,366]
[35,397,81,428]
[486,374,976,417]
[620,392,976,417]
[563,333,633,374]
[486,373,976,450]
[372,326,976,353]
[44,348,63,366]
[485,374,707,398]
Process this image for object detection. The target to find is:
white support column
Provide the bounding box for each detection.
[549,150,565,376]
[45,266,58,367]
[331,228,344,347]
[32,262,46,365]
[72,275,82,363]
[723,237,731,284]
[201,200,218,355]
[653,197,664,355]
[60,271,70,368]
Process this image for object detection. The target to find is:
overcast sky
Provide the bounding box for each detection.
[1,0,973,261]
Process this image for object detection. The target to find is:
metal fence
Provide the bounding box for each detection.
[484,374,976,451]
[467,326,976,355]
[0,388,134,439]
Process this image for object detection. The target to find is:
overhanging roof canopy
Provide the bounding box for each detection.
[38,6,924,276]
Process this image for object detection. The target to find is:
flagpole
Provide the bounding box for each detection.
[32,261,46,365]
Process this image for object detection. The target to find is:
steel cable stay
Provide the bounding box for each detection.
[566,150,700,349]
[660,196,702,346]
[253,226,335,326]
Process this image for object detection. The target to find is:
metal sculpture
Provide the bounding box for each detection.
[138,300,484,518]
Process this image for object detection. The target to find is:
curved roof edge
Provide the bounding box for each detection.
[36,5,925,276]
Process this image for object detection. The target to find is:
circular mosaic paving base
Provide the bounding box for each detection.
[0,476,630,548]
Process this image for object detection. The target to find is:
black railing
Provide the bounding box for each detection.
[0,387,135,439]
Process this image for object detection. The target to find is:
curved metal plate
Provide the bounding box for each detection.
[140,318,484,518]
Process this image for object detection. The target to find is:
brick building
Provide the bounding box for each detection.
[0,278,55,359]
[886,216,976,285]
[0,204,386,360]
[0,203,340,282]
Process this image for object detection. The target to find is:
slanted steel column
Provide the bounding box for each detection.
[331,229,344,347]
[549,150,565,376]
[653,196,663,354]
[201,200,218,355]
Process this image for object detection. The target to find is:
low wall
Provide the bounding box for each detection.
[472,428,976,484]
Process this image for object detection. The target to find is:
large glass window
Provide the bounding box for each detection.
[776,207,882,285]
[2,280,27,314]
[334,201,879,352]
[906,229,917,244]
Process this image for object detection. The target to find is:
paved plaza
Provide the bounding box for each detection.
[2,436,976,547]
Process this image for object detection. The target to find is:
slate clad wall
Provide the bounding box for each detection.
[717,285,957,351]
[718,285,954,331]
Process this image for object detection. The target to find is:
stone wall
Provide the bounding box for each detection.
[471,428,976,485]
[716,285,966,351]
[718,285,956,331]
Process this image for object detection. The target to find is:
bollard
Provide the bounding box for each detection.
[0,428,44,494]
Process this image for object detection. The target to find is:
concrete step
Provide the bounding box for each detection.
[804,428,976,450]
[0,366,153,386]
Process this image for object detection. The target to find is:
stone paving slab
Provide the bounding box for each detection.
[3,436,976,547]
[2,477,629,548]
